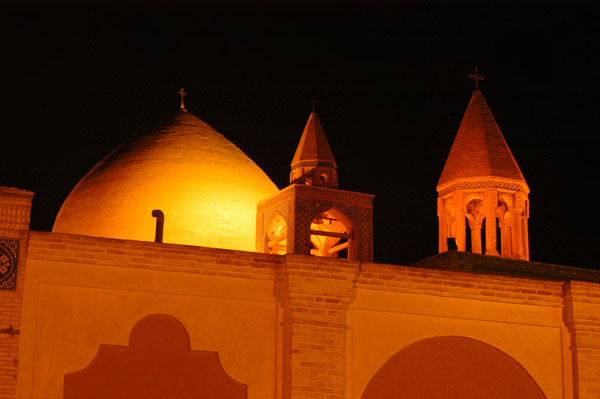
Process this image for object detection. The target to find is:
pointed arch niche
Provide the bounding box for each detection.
[361,336,545,399]
[310,207,354,259]
[265,213,288,255]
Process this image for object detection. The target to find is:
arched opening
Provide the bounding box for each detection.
[466,199,483,254]
[265,213,287,255]
[319,173,328,187]
[465,216,472,252]
[496,199,511,256]
[310,208,353,259]
[496,217,501,253]
[481,217,487,254]
[361,336,545,399]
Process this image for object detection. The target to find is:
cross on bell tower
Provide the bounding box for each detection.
[468,67,484,90]
[436,71,530,260]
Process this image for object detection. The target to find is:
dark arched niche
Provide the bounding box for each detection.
[361,336,545,399]
[64,314,247,399]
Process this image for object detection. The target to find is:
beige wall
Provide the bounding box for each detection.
[17,232,283,399]
[349,288,570,398]
[14,231,593,399]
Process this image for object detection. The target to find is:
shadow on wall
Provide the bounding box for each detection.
[361,336,545,399]
[64,313,247,399]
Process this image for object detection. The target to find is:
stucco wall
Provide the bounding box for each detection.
[17,232,283,399]
[13,231,597,399]
[349,263,570,398]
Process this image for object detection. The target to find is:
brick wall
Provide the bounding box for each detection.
[0,237,26,399]
[26,231,281,281]
[357,262,564,307]
[279,255,359,399]
[11,226,600,398]
[0,187,33,399]
[563,281,600,399]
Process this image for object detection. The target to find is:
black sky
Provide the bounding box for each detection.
[0,2,597,269]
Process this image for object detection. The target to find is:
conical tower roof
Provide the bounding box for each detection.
[291,112,336,168]
[53,109,279,251]
[437,89,528,191]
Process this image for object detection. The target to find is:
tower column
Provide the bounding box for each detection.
[471,223,482,254]
[501,224,512,257]
[512,210,523,259]
[522,216,529,260]
[484,190,499,255]
[512,192,528,260]
[437,197,448,252]
[452,191,466,252]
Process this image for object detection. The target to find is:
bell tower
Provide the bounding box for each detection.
[257,110,374,262]
[437,69,530,260]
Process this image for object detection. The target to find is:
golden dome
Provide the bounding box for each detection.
[53,110,279,251]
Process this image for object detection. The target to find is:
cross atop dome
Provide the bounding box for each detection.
[178,88,187,111]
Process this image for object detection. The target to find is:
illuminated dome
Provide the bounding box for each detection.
[53,109,279,251]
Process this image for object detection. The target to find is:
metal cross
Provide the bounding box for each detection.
[469,67,484,89]
[178,88,187,109]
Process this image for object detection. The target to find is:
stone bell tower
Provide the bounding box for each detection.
[257,110,374,262]
[437,69,530,260]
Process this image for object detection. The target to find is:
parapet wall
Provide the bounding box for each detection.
[6,229,600,398]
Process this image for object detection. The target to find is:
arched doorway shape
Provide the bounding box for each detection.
[265,212,288,254]
[64,314,247,399]
[310,207,354,259]
[361,336,545,399]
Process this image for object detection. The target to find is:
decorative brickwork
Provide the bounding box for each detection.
[357,262,564,307]
[437,179,526,197]
[0,187,33,399]
[563,281,600,399]
[0,239,19,290]
[358,207,373,262]
[278,255,359,399]
[257,185,374,262]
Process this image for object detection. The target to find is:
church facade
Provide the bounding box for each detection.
[1,81,599,398]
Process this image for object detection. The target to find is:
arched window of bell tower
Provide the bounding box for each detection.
[266,213,287,255]
[465,217,472,253]
[481,218,487,254]
[320,173,328,187]
[310,208,353,259]
[466,199,484,254]
[496,199,511,256]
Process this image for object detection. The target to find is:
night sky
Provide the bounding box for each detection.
[1,2,597,269]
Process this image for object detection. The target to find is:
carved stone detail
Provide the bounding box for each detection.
[0,238,19,290]
[438,180,525,197]
[257,184,374,261]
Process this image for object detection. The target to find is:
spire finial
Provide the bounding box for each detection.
[178,88,187,110]
[310,97,319,113]
[469,67,484,90]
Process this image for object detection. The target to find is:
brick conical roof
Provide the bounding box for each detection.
[437,89,527,189]
[291,112,336,168]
